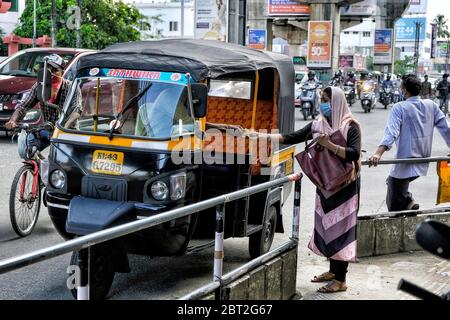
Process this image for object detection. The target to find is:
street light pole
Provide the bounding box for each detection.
[32,0,36,47]
[181,0,185,38]
[51,0,57,47]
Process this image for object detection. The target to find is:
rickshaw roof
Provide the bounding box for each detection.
[78,39,292,80]
[77,39,295,135]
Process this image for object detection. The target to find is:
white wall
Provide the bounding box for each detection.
[340,20,376,56]
[125,0,195,38]
[0,0,26,35]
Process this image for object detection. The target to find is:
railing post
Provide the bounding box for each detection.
[213,204,225,300]
[292,179,301,242]
[77,248,90,300]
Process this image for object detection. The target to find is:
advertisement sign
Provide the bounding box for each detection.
[248,29,266,50]
[395,18,427,42]
[374,29,393,65]
[194,0,228,42]
[340,0,376,16]
[354,54,366,70]
[405,0,428,14]
[437,41,450,58]
[307,21,333,68]
[267,0,310,16]
[339,55,354,68]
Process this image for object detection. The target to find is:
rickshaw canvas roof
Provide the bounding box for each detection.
[77,39,295,135]
[77,39,291,81]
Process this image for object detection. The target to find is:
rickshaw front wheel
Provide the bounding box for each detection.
[70,246,116,300]
[249,206,277,259]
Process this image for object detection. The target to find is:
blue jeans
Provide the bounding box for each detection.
[27,129,51,153]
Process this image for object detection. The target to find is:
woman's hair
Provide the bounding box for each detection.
[324,87,332,101]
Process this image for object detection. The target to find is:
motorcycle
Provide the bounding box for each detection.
[393,84,402,104]
[398,219,450,300]
[300,82,321,121]
[360,81,377,113]
[343,82,356,107]
[380,86,394,109]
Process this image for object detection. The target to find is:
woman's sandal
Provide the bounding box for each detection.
[311,272,335,283]
[317,280,348,293]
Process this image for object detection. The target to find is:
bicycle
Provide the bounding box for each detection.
[9,123,49,237]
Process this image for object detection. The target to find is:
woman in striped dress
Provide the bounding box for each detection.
[252,86,362,293]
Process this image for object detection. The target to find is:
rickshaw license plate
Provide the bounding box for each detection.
[91,150,124,175]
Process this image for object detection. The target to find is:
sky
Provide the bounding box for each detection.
[427,0,450,23]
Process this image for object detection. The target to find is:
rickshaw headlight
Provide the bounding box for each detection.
[50,170,66,189]
[170,173,187,201]
[151,181,169,201]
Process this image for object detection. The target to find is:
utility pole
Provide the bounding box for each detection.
[32,0,36,47]
[76,0,81,48]
[414,21,422,76]
[51,0,57,47]
[181,0,184,38]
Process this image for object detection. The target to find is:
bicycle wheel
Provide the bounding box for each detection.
[9,165,41,237]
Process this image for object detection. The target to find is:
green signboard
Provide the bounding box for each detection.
[293,56,306,65]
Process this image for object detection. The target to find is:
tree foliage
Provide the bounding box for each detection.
[433,14,450,39]
[14,0,147,49]
[394,56,416,75]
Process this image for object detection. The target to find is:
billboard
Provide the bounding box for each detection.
[374,29,393,64]
[248,29,266,50]
[307,21,333,68]
[194,0,228,42]
[406,0,428,14]
[339,55,354,68]
[340,0,376,16]
[267,0,310,16]
[395,18,427,42]
[437,41,450,58]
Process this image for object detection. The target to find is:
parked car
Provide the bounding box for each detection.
[0,48,94,133]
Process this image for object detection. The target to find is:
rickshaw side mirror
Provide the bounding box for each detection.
[191,83,208,118]
[37,68,52,103]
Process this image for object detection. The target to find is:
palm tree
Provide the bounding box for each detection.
[434,15,450,72]
[433,14,450,38]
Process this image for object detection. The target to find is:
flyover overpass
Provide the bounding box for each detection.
[247,0,411,74]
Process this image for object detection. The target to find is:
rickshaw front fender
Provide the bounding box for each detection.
[66,196,136,236]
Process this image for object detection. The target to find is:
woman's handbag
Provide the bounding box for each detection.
[295,130,355,195]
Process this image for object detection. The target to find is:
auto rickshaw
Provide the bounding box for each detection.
[40,40,296,299]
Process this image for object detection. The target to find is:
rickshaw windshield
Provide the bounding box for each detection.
[59,76,194,140]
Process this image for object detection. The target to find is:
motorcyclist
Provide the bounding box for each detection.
[344,71,356,85]
[382,74,394,89]
[331,70,343,86]
[5,54,70,157]
[301,70,321,114]
[437,73,450,115]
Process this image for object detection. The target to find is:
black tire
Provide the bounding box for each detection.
[302,109,308,121]
[70,247,116,300]
[249,206,277,259]
[9,165,41,237]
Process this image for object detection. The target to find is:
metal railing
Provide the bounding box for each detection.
[361,156,450,166]
[0,174,302,300]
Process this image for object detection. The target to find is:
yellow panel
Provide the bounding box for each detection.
[437,161,450,204]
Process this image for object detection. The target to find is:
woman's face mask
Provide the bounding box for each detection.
[320,102,332,118]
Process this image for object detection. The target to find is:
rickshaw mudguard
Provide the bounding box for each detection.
[66,196,135,236]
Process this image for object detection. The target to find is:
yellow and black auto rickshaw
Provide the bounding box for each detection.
[41,40,296,299]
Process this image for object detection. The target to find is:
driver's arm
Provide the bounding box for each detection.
[7,83,39,127]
